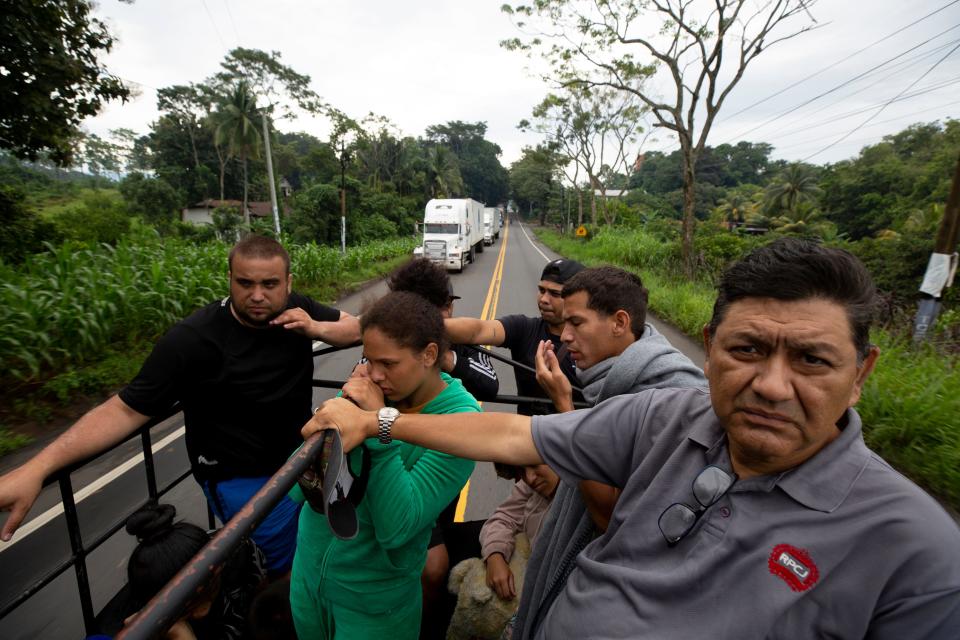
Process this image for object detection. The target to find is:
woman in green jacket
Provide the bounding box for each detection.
[290,291,479,639]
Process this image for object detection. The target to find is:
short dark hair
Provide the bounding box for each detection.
[708,238,878,361]
[125,503,210,609]
[562,266,649,339]
[229,235,291,274]
[387,258,451,308]
[361,291,448,361]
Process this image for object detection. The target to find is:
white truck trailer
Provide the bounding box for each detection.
[421,198,485,272]
[483,207,502,245]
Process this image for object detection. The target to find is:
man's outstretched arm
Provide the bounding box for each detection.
[305,397,540,466]
[0,395,149,540]
[272,309,361,346]
[445,317,506,347]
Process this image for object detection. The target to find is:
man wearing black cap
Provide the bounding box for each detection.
[445,258,585,416]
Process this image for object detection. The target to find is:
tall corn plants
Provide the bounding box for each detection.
[0,236,416,383]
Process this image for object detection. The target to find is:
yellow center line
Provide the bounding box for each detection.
[453,222,510,522]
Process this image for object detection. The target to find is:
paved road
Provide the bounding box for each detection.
[0,220,706,638]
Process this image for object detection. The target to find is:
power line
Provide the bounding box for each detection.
[200,0,228,51]
[761,76,960,143]
[723,0,960,121]
[722,23,960,143]
[222,0,242,45]
[770,99,960,153]
[784,39,960,124]
[735,40,960,144]
[803,40,960,160]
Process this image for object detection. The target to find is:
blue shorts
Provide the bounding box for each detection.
[202,476,301,574]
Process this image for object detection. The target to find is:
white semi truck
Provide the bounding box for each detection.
[421,198,485,272]
[483,207,502,245]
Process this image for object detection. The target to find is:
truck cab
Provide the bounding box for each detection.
[422,199,485,271]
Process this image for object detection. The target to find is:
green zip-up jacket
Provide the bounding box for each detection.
[290,374,479,613]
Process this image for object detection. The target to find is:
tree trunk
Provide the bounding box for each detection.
[242,154,251,226]
[577,189,584,226]
[187,120,201,169]
[680,153,697,279]
[216,147,226,201]
[590,176,597,227]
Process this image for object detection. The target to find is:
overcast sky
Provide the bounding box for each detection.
[86,0,960,168]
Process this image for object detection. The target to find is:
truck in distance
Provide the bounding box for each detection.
[483,207,502,245]
[421,198,485,272]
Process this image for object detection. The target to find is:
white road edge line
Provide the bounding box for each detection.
[517,221,550,262]
[0,426,187,552]
[1,339,330,550]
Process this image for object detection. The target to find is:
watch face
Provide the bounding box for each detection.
[380,407,400,420]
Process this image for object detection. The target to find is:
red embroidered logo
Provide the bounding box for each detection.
[768,544,819,592]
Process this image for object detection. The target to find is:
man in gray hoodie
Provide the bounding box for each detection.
[516,265,706,637]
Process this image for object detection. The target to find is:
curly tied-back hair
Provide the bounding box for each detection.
[125,502,209,608]
[387,258,451,309]
[708,238,879,362]
[361,291,449,360]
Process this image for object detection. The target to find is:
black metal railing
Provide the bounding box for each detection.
[0,342,584,638]
[116,431,326,640]
[0,403,210,634]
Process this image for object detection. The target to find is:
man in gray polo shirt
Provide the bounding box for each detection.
[307,239,960,639]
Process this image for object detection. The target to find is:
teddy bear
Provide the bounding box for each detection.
[445,533,531,640]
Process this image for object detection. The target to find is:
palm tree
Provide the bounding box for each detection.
[213,81,262,225]
[769,201,832,237]
[763,163,822,217]
[426,146,464,198]
[713,193,756,230]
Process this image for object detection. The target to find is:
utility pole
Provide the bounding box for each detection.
[340,140,347,254]
[560,183,566,233]
[913,152,960,342]
[260,110,281,236]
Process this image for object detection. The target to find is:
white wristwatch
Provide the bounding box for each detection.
[377,407,400,445]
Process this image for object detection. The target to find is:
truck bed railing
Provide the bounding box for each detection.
[0,341,584,637]
[0,403,212,634]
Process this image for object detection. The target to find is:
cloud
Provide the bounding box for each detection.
[84,0,960,167]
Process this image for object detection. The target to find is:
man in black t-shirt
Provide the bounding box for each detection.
[0,236,360,574]
[445,258,585,416]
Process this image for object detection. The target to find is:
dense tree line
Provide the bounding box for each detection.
[0,41,510,260]
[508,119,959,314]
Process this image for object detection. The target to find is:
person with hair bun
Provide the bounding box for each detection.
[118,502,264,640]
[387,258,499,402]
[289,291,480,640]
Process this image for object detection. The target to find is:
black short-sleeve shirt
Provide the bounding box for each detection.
[120,293,340,481]
[497,314,581,416]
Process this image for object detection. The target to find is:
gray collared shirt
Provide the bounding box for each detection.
[530,387,960,639]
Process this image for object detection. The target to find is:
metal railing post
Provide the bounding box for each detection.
[141,430,159,500]
[58,475,97,634]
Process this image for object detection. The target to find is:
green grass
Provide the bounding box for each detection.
[537,227,960,509]
[0,427,31,457]
[857,334,960,506]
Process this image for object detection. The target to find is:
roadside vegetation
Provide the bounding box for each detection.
[537,226,960,510]
[0,227,415,454]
